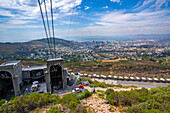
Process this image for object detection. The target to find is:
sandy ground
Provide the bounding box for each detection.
[81,93,119,113]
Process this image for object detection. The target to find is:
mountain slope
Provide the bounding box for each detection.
[0,38,76,56]
[32,38,75,47]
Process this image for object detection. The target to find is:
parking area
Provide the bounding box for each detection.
[21,81,47,95]
[92,78,170,88]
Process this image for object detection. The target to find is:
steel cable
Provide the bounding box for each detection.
[66,0,77,40]
[50,0,56,57]
[38,0,52,56]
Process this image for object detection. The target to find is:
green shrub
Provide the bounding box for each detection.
[60,93,88,112]
[79,77,92,83]
[127,100,166,113]
[99,95,104,99]
[106,89,114,95]
[10,96,17,101]
[71,104,87,113]
[77,90,92,100]
[60,93,80,107]
[97,90,106,94]
[46,106,61,113]
[68,101,79,109]
[98,93,105,99]
[0,99,5,107]
[90,84,95,87]
[0,92,60,113]
[106,85,170,113]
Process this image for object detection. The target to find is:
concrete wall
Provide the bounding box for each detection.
[0,61,22,96]
[22,71,30,80]
[63,69,68,89]
[45,58,67,93]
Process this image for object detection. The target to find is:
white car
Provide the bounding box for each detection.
[96,75,100,78]
[88,75,92,77]
[108,75,112,78]
[112,81,117,85]
[31,84,38,91]
[33,81,39,85]
[72,90,75,93]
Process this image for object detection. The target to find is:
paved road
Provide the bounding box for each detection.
[21,82,47,95]
[93,78,170,88]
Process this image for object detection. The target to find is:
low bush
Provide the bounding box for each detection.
[0,99,5,107]
[60,93,80,107]
[106,85,170,113]
[127,100,167,113]
[80,77,137,89]
[10,96,17,101]
[60,93,88,112]
[79,77,93,84]
[106,89,114,95]
[99,95,104,99]
[0,92,60,113]
[98,93,105,99]
[68,101,79,110]
[77,90,93,100]
[46,106,61,113]
[71,104,87,113]
[97,90,106,94]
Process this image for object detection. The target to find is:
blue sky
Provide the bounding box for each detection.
[0,0,169,42]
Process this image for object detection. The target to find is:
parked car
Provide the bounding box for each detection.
[31,84,38,92]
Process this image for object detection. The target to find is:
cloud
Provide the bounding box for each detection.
[0,23,43,31]
[135,0,168,11]
[84,6,90,10]
[102,6,108,9]
[110,0,120,3]
[0,0,169,41]
[0,9,15,17]
[6,20,34,25]
[152,0,167,9]
[56,20,79,25]
[96,8,170,27]
[0,0,82,25]
[64,0,170,37]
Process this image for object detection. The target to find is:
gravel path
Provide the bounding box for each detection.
[81,94,119,113]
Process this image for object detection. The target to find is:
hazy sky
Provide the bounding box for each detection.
[0,0,169,42]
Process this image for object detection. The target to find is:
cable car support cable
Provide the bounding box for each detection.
[44,0,53,54]
[38,0,52,56]
[50,0,56,57]
[67,0,77,40]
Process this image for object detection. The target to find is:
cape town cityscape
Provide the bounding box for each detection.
[0,0,170,113]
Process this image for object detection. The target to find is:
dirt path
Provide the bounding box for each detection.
[81,94,119,113]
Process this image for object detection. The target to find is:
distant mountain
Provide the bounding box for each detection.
[71,34,170,41]
[0,38,77,56]
[29,38,77,47]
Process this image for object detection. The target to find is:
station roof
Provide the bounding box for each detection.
[22,65,47,71]
[0,61,20,67]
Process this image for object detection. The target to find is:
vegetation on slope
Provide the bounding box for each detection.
[65,60,170,79]
[0,90,92,113]
[0,38,75,56]
[77,77,137,88]
[0,92,60,113]
[106,85,170,113]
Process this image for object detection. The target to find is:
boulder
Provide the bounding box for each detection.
[105,100,109,104]
[108,106,111,110]
[83,102,87,104]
